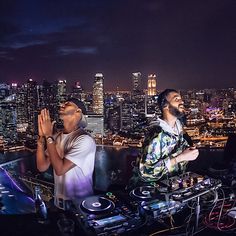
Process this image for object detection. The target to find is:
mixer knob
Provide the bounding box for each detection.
[168,179,173,191]
[178,180,183,189]
[186,177,192,187]
[193,177,198,184]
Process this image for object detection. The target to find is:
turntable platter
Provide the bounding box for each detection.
[81,196,115,213]
[130,186,158,200]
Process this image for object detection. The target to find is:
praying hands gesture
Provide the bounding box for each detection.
[38,109,55,138]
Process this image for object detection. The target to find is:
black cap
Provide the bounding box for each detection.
[67,98,87,115]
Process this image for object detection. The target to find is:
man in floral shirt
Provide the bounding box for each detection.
[139,89,199,182]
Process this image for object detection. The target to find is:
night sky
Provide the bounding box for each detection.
[0,0,235,91]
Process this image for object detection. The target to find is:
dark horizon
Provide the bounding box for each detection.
[0,0,235,91]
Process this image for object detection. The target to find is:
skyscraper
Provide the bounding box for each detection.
[0,84,18,144]
[71,82,84,101]
[0,98,17,144]
[57,80,67,103]
[132,72,142,92]
[25,79,38,135]
[0,83,10,99]
[93,73,104,115]
[15,84,26,127]
[147,74,157,96]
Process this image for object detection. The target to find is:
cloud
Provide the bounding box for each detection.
[0,51,14,60]
[57,46,98,56]
[7,40,46,49]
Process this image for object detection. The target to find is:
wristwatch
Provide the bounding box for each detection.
[46,136,54,144]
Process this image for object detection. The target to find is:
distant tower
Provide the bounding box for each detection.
[132,72,142,92]
[26,79,38,134]
[0,83,10,99]
[0,97,17,143]
[16,83,28,130]
[57,80,67,103]
[93,73,104,115]
[147,74,157,96]
[72,82,84,101]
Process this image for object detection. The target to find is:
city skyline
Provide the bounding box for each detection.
[0,0,235,91]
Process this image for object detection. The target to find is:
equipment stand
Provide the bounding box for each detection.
[195,196,200,230]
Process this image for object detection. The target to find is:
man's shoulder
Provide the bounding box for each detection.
[74,133,95,144]
[145,124,163,138]
[143,125,163,147]
[69,134,96,154]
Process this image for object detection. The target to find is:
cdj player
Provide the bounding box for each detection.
[72,193,145,236]
[129,185,184,221]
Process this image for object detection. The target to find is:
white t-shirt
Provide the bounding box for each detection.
[53,132,96,206]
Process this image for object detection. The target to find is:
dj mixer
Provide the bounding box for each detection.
[72,172,222,235]
[159,172,222,202]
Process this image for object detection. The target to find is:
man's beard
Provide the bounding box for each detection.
[168,103,185,119]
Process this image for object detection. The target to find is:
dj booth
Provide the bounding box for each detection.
[71,172,225,236]
[0,147,236,236]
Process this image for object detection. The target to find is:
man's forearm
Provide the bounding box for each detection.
[170,154,183,166]
[47,142,69,175]
[46,142,64,175]
[36,137,50,172]
[46,137,76,176]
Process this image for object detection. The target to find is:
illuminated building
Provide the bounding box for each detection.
[132,72,142,93]
[16,84,28,134]
[25,79,38,135]
[86,114,104,136]
[37,80,58,122]
[0,97,17,144]
[71,82,85,101]
[57,80,67,103]
[0,83,10,100]
[120,101,134,131]
[145,94,159,117]
[93,73,104,115]
[147,74,157,96]
[10,83,18,95]
[107,106,121,132]
[83,91,93,113]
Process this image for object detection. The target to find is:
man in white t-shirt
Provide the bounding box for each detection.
[36,98,96,210]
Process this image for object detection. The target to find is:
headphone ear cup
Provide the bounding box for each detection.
[79,114,87,128]
[161,98,168,109]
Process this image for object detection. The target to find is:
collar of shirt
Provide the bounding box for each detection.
[158,118,183,136]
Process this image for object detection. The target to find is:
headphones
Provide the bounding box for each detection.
[161,97,169,109]
[158,94,169,110]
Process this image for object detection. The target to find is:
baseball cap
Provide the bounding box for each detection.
[67,98,88,128]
